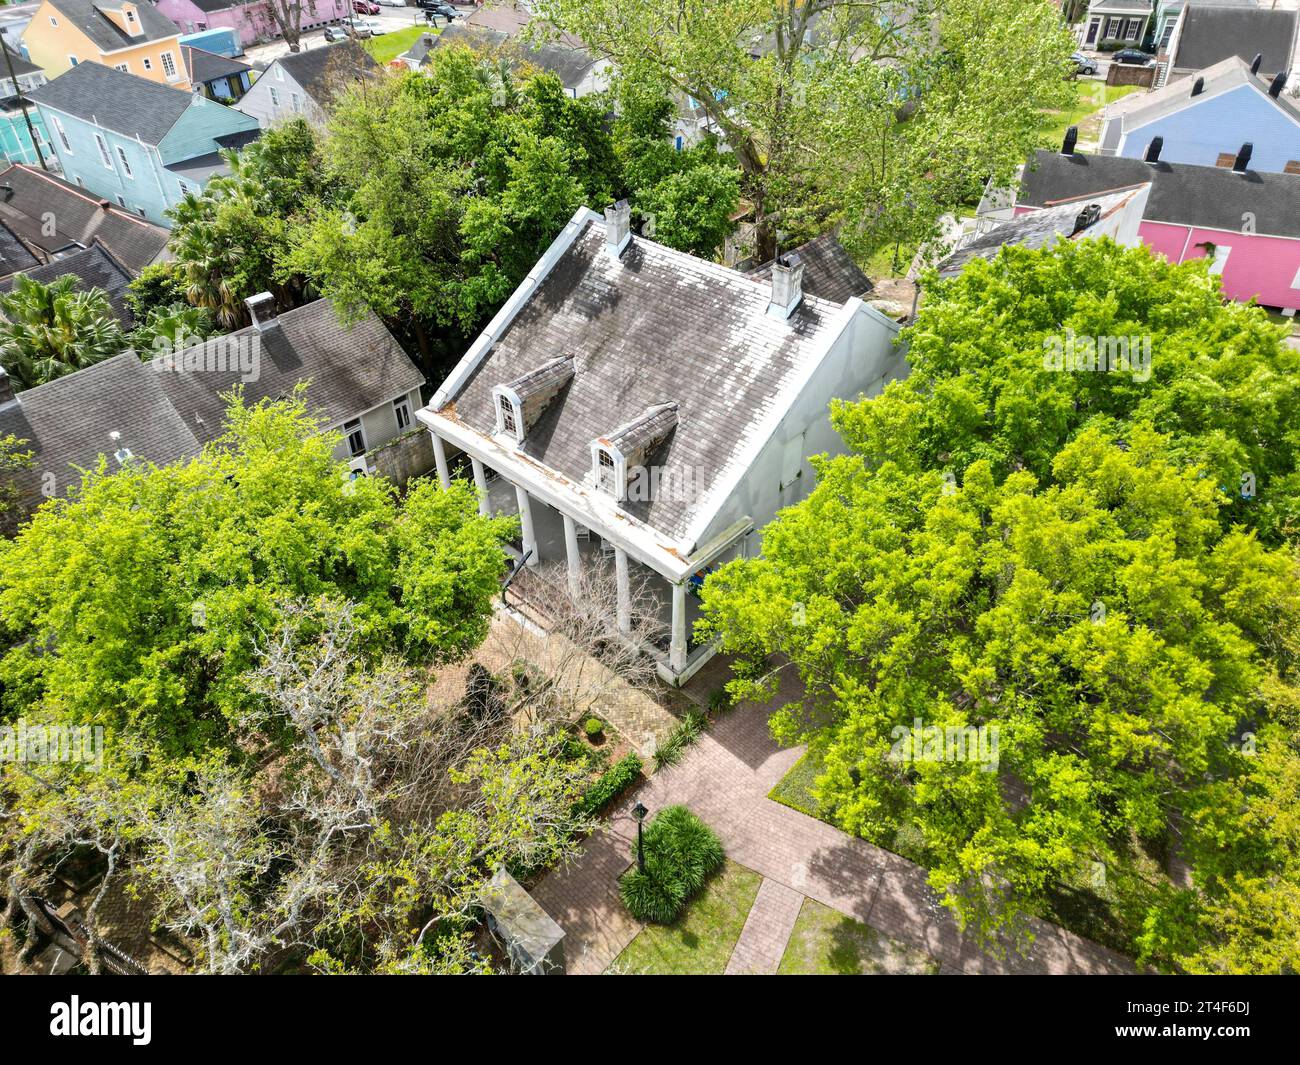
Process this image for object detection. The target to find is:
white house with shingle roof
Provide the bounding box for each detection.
[418,202,903,684]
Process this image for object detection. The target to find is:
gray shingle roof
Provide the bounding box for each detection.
[440,216,852,541]
[0,351,200,521]
[1172,4,1298,77]
[151,299,426,445]
[28,61,194,144]
[0,239,135,326]
[1,300,424,521]
[0,39,42,78]
[1018,147,1300,239]
[0,220,41,277]
[936,187,1147,275]
[183,45,252,87]
[0,163,170,274]
[744,233,873,304]
[275,40,380,107]
[44,0,181,54]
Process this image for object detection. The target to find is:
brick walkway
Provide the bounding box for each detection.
[533,688,1136,976]
[724,878,804,975]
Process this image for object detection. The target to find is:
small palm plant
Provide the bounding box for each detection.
[0,274,127,391]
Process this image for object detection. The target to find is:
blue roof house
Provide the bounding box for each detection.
[27,59,258,225]
[1099,55,1300,172]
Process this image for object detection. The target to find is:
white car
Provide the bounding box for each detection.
[362,18,388,34]
[376,0,407,5]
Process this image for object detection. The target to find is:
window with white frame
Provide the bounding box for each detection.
[49,16,58,26]
[1105,17,1121,38]
[343,419,367,458]
[596,448,617,492]
[498,394,517,436]
[291,92,301,113]
[1125,19,1141,41]
[269,87,280,107]
[143,57,152,70]
[115,63,128,72]
[94,133,113,169]
[393,396,412,431]
[52,116,72,153]
[161,52,178,80]
[116,145,133,178]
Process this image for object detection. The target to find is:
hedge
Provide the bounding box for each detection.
[575,753,643,818]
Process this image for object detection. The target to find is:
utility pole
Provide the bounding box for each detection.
[1,38,47,171]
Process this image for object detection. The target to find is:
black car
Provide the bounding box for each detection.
[419,0,458,14]
[1112,48,1152,66]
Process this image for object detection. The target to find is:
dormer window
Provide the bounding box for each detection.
[498,394,518,437]
[592,404,678,503]
[596,448,616,491]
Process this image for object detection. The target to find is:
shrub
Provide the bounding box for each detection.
[583,717,604,739]
[619,805,724,923]
[707,687,732,714]
[653,709,705,770]
[575,753,642,818]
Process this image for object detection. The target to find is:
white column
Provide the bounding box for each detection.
[614,546,631,635]
[470,457,489,517]
[670,582,688,672]
[431,433,450,490]
[562,514,582,597]
[515,485,538,567]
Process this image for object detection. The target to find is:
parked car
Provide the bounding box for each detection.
[344,21,372,38]
[352,0,380,14]
[324,25,348,42]
[424,8,455,25]
[361,18,387,35]
[376,0,408,5]
[1112,48,1152,66]
[1071,52,1098,76]
[418,0,458,13]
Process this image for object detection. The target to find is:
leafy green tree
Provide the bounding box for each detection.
[537,0,1075,261]
[125,260,190,323]
[0,434,32,529]
[130,302,217,359]
[699,240,1300,967]
[0,392,514,764]
[0,274,127,390]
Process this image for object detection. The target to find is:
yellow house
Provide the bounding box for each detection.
[21,0,190,89]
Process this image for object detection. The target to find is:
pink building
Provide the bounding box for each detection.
[154,0,351,48]
[1017,145,1300,313]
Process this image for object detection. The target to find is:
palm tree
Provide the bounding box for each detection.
[0,274,127,392]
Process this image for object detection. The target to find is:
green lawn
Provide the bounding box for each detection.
[362,24,432,65]
[612,860,762,974]
[1039,80,1144,149]
[777,898,941,975]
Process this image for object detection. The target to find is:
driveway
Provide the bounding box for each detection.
[532,672,1135,976]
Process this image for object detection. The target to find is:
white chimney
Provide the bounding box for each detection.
[604,199,631,258]
[767,252,805,319]
[245,292,279,332]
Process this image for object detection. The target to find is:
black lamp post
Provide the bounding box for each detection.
[632,802,648,873]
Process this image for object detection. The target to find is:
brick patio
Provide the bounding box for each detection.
[531,677,1136,976]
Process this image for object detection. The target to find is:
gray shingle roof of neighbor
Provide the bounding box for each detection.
[1091,1,1152,12]
[151,299,427,446]
[0,219,41,277]
[183,45,253,87]
[0,352,201,521]
[28,61,194,144]
[43,0,181,53]
[0,300,425,521]
[275,40,381,106]
[1171,4,1298,77]
[744,233,873,305]
[0,239,136,327]
[0,163,170,274]
[935,187,1148,275]
[1018,148,1300,239]
[438,216,854,541]
[0,39,42,78]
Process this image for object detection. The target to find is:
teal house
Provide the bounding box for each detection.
[0,42,51,167]
[27,59,259,226]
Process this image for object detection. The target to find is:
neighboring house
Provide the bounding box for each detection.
[1100,55,1300,170]
[0,237,135,326]
[426,3,612,98]
[417,202,904,685]
[28,60,260,225]
[1018,143,1300,311]
[153,0,350,49]
[0,161,171,274]
[0,3,40,53]
[178,26,241,59]
[0,296,427,521]
[1163,1,1298,84]
[236,40,379,128]
[20,0,190,88]
[183,43,252,101]
[743,233,874,303]
[1080,1,1153,48]
[0,41,52,167]
[935,185,1151,278]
